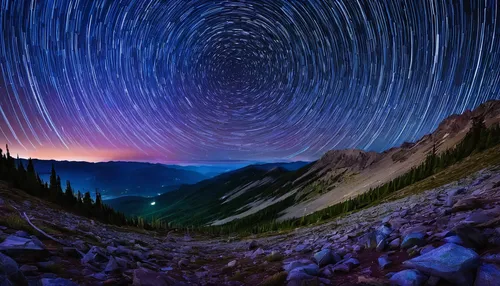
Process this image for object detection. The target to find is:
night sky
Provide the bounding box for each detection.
[0,1,499,163]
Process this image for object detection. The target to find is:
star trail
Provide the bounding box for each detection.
[0,0,499,163]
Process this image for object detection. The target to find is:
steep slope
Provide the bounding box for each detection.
[280,99,500,219]
[106,165,300,225]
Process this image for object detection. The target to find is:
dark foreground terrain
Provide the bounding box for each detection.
[1,163,500,285]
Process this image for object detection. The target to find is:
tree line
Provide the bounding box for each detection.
[199,117,500,235]
[0,149,158,228]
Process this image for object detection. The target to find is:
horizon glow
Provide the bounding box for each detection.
[1,1,499,163]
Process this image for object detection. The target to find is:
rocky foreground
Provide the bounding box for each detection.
[1,166,500,285]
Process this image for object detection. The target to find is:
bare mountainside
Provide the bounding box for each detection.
[107,100,500,227]
[280,100,500,220]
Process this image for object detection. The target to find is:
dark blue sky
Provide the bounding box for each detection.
[0,0,499,163]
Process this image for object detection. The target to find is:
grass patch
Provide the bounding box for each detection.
[260,272,287,286]
[229,271,244,282]
[265,252,284,262]
[0,214,34,233]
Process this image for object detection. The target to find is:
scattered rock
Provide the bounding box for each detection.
[389,238,401,250]
[283,260,319,276]
[0,235,44,251]
[178,259,189,268]
[389,269,427,286]
[401,233,426,249]
[132,268,174,286]
[41,278,78,286]
[474,263,500,286]
[104,256,120,273]
[248,240,258,250]
[403,243,479,285]
[451,197,484,213]
[0,252,27,285]
[227,260,237,267]
[312,249,340,267]
[14,231,29,238]
[378,255,392,269]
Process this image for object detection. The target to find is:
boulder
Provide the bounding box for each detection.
[0,252,27,285]
[0,235,44,251]
[389,269,427,286]
[312,249,340,267]
[403,243,479,285]
[81,246,108,264]
[451,197,484,213]
[14,231,29,239]
[378,255,392,269]
[104,256,120,273]
[227,260,237,267]
[286,271,318,286]
[389,238,401,250]
[178,258,189,268]
[283,260,319,276]
[248,240,258,250]
[474,263,500,286]
[463,210,495,225]
[401,233,426,249]
[448,226,486,249]
[132,268,174,286]
[294,244,312,253]
[376,225,392,251]
[482,253,500,263]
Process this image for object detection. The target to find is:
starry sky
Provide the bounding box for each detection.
[0,0,499,164]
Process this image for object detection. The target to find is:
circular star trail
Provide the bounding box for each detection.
[1,0,499,162]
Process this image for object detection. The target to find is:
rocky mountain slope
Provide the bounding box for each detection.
[108,100,500,226]
[1,152,500,285]
[280,99,500,219]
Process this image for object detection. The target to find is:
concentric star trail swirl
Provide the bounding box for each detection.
[0,1,499,162]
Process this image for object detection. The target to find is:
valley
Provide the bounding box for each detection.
[0,157,500,285]
[107,100,500,230]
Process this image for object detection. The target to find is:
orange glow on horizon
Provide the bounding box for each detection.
[13,146,142,163]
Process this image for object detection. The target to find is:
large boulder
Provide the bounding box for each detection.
[0,235,44,251]
[447,226,485,249]
[389,269,427,286]
[403,243,479,285]
[474,263,500,286]
[0,252,27,285]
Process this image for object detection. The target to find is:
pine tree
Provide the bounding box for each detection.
[49,164,58,201]
[95,189,102,209]
[64,181,75,205]
[83,192,93,209]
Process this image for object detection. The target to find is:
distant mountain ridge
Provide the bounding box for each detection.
[21,159,208,199]
[106,99,500,226]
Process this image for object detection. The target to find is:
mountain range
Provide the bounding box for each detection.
[106,99,500,226]
[20,159,309,200]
